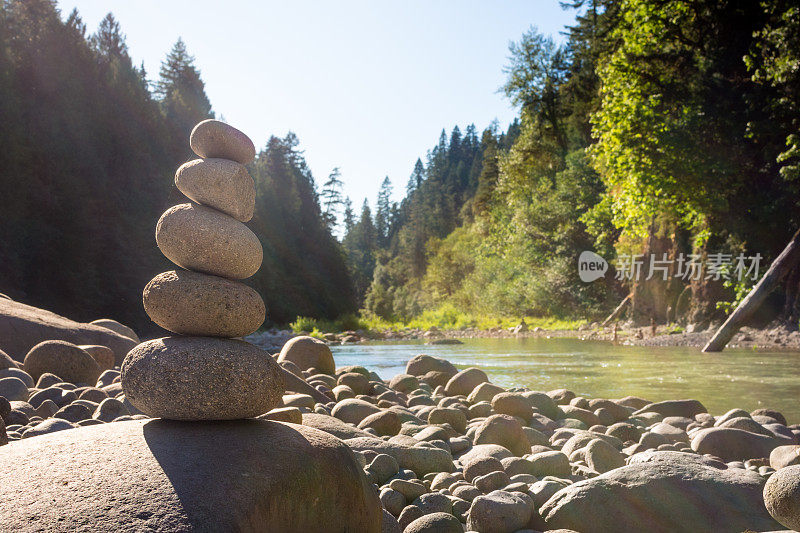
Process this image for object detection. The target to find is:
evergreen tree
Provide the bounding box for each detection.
[375,176,392,247]
[320,167,344,231]
[341,200,378,301]
[156,38,213,138]
[407,158,424,195]
[90,13,128,61]
[342,197,355,234]
[471,129,499,216]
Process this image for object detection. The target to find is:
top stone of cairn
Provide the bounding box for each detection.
[190,119,256,165]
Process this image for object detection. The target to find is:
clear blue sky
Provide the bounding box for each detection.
[58,1,577,209]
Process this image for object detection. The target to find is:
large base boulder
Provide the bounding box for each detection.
[0,419,381,532]
[0,299,137,365]
[540,452,780,532]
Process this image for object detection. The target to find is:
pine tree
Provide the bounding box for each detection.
[65,8,86,38]
[472,129,500,215]
[136,61,149,93]
[375,176,392,247]
[320,167,344,231]
[156,38,213,136]
[90,13,129,61]
[343,197,355,234]
[407,158,424,195]
[359,199,377,252]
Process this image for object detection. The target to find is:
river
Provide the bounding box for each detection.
[332,337,800,424]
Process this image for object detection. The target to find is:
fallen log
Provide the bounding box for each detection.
[703,228,800,352]
[602,294,632,327]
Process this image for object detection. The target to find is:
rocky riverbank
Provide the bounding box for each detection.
[2,332,800,531]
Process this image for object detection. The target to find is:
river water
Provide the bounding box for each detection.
[332,338,800,424]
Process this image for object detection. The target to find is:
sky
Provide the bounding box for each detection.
[58,1,577,208]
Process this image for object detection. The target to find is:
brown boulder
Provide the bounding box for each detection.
[474,414,530,456]
[541,455,779,532]
[277,336,335,375]
[89,318,140,343]
[0,349,17,370]
[0,299,136,365]
[771,445,800,470]
[78,345,115,372]
[444,367,488,397]
[23,341,101,384]
[405,354,458,377]
[691,427,786,461]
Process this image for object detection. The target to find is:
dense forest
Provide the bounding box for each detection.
[0,0,354,333]
[339,0,800,328]
[3,0,800,332]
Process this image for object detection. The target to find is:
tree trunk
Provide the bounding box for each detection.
[703,228,800,352]
[780,266,800,330]
[630,223,675,325]
[602,294,631,327]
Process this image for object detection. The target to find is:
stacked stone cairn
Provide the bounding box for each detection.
[121,119,284,420]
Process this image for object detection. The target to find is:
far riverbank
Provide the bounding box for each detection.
[247,321,800,353]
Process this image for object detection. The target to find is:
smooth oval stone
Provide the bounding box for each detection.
[175,158,255,222]
[23,340,101,385]
[0,377,29,402]
[22,418,76,438]
[89,318,140,343]
[0,348,18,370]
[190,119,256,165]
[77,345,115,372]
[143,270,265,337]
[764,464,800,530]
[0,367,33,388]
[156,203,262,279]
[121,337,284,420]
[277,336,335,375]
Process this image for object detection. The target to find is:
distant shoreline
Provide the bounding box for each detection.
[247,323,800,352]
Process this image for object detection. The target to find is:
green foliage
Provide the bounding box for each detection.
[346,0,800,327]
[590,0,799,255]
[715,266,765,315]
[346,20,618,323]
[289,313,364,334]
[747,1,800,182]
[360,304,587,332]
